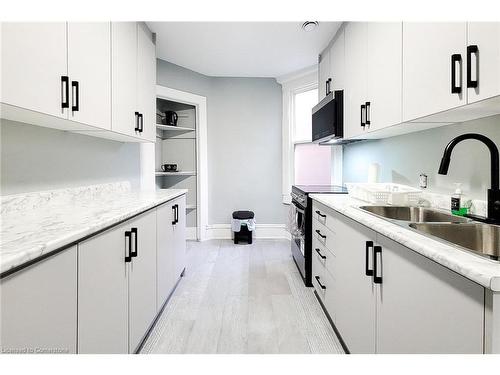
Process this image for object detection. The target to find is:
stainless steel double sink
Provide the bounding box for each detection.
[359,205,500,260]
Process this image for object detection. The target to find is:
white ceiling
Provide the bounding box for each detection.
[147,22,341,78]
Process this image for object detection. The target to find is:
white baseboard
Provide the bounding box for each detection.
[186,227,197,240]
[204,224,290,241]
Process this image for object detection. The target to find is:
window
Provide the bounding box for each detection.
[279,69,338,204]
[292,88,331,186]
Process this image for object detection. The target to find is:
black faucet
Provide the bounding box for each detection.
[438,133,500,223]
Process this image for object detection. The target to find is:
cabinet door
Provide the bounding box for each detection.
[67,22,111,130]
[376,234,484,354]
[111,22,138,137]
[137,23,157,142]
[318,48,330,101]
[173,195,187,278]
[344,22,367,138]
[329,29,345,92]
[366,22,402,131]
[78,224,129,354]
[156,203,176,310]
[333,212,376,353]
[402,23,467,121]
[128,210,157,353]
[467,22,500,103]
[1,22,68,118]
[0,247,77,354]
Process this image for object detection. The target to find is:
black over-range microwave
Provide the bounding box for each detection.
[311,90,344,143]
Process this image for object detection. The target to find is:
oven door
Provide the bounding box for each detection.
[290,201,306,279]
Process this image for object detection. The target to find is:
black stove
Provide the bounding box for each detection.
[290,185,348,286]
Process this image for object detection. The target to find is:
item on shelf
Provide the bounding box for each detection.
[164,111,178,126]
[161,163,178,172]
[345,183,422,205]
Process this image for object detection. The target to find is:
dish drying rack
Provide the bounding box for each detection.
[345,183,422,205]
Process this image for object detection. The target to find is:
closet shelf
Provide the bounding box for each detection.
[155,171,197,176]
[156,124,195,132]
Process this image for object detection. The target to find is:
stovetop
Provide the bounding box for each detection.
[292,185,348,195]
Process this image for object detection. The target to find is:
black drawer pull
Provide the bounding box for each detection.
[130,227,138,257]
[360,104,366,128]
[71,81,79,112]
[124,231,132,263]
[373,245,383,284]
[315,229,326,239]
[315,248,327,259]
[315,276,326,290]
[365,241,374,276]
[365,101,371,126]
[315,210,326,218]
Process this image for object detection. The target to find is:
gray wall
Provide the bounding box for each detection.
[1,120,141,195]
[343,115,500,202]
[157,59,287,224]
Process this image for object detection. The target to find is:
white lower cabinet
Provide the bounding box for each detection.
[127,211,157,353]
[312,203,486,354]
[78,220,130,353]
[376,234,484,354]
[0,246,77,354]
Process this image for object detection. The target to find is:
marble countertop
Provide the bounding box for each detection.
[1,182,187,276]
[310,194,500,291]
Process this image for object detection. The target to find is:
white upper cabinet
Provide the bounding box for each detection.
[467,22,500,104]
[136,23,157,142]
[318,48,331,101]
[1,23,68,118]
[344,22,367,138]
[402,23,467,122]
[67,22,111,130]
[111,22,156,141]
[366,22,402,131]
[329,29,345,92]
[111,22,138,138]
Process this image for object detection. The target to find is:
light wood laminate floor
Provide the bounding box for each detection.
[141,239,344,354]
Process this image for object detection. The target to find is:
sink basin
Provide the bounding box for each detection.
[409,223,500,259]
[359,206,470,223]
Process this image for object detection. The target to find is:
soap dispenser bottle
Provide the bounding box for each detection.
[451,183,468,216]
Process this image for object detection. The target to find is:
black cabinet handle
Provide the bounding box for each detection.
[373,245,382,284]
[326,78,332,96]
[451,54,462,94]
[315,229,326,239]
[125,231,132,263]
[365,101,371,126]
[315,210,326,218]
[138,113,144,133]
[360,104,366,128]
[175,204,179,224]
[134,112,140,132]
[365,241,374,276]
[71,81,79,112]
[315,248,327,260]
[172,204,177,225]
[61,76,69,109]
[130,227,138,258]
[467,45,479,88]
[315,276,326,290]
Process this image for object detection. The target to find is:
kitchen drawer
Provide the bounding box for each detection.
[312,253,336,322]
[312,235,337,279]
[313,201,338,233]
[312,219,337,254]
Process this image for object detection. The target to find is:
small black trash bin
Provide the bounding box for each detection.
[232,210,255,244]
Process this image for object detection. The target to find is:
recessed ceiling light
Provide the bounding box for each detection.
[301,21,319,32]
